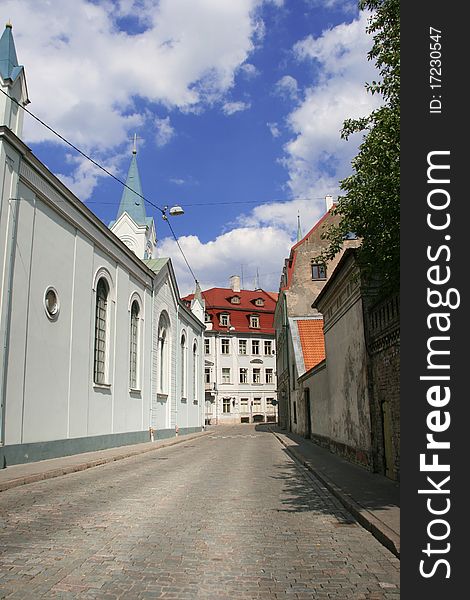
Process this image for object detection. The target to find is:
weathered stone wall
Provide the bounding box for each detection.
[315,253,373,470]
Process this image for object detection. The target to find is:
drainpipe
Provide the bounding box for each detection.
[214,333,219,425]
[0,191,21,447]
[175,302,179,434]
[283,296,292,432]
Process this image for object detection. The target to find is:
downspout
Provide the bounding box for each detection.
[214,332,219,425]
[283,295,292,432]
[149,276,155,438]
[175,301,179,434]
[0,188,21,448]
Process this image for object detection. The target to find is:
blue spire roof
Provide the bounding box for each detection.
[0,23,23,82]
[115,151,148,226]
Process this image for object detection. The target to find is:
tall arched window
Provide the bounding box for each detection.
[158,312,170,395]
[94,278,109,384]
[180,332,187,400]
[129,300,140,389]
[192,341,198,403]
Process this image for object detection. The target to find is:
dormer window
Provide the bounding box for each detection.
[250,315,260,328]
[231,296,241,304]
[220,313,230,327]
[254,298,264,307]
[204,312,212,323]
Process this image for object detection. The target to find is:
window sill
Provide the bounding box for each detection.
[93,383,111,391]
[129,388,142,395]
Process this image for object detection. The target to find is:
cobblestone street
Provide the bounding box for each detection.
[0,426,399,599]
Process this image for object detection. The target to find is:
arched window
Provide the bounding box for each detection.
[158,312,170,395]
[129,300,140,389]
[180,332,187,400]
[94,278,109,384]
[192,341,198,403]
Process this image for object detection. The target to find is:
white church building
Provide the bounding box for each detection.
[0,23,204,467]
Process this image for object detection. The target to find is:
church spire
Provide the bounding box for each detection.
[110,138,157,260]
[0,22,19,81]
[296,211,302,242]
[0,22,30,137]
[115,144,147,226]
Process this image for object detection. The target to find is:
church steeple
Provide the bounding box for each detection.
[116,144,147,226]
[0,22,30,137]
[110,139,157,260]
[296,211,303,242]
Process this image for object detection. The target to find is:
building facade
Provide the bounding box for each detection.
[183,276,278,425]
[311,250,400,479]
[0,24,204,466]
[274,200,359,432]
[147,259,205,436]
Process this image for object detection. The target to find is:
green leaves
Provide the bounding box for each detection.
[319,0,400,295]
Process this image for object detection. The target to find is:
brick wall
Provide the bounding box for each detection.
[364,293,400,480]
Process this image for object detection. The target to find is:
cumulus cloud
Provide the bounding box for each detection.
[282,10,381,199]
[55,152,124,204]
[274,75,299,100]
[5,0,272,193]
[157,226,293,296]
[154,116,175,147]
[222,101,251,115]
[267,122,281,138]
[239,63,260,78]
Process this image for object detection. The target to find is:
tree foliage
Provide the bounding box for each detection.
[319,0,400,294]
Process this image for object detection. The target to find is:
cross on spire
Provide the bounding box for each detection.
[131,133,143,155]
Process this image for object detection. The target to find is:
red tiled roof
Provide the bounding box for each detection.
[183,287,276,334]
[297,319,325,371]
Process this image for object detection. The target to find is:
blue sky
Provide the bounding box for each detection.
[4,0,380,295]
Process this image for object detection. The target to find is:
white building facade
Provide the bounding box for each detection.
[0,24,204,466]
[147,259,205,436]
[184,277,278,425]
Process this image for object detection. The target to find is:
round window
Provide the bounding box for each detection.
[44,287,59,319]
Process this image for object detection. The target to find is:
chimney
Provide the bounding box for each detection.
[325,195,334,211]
[229,275,241,293]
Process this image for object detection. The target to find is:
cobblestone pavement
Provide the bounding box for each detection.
[0,425,399,599]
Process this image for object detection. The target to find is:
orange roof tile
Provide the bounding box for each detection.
[297,319,325,371]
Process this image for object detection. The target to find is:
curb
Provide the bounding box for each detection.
[0,430,212,493]
[271,430,400,559]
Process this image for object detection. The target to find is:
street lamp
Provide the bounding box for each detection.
[162,205,185,220]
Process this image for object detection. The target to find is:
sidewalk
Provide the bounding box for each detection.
[270,426,400,558]
[0,429,211,493]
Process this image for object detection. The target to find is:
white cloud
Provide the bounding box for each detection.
[154,116,175,147]
[158,226,293,296]
[239,63,260,78]
[282,10,381,199]
[267,122,281,138]
[274,75,299,100]
[55,151,125,204]
[305,0,356,13]
[237,196,331,234]
[222,101,251,115]
[5,0,272,193]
